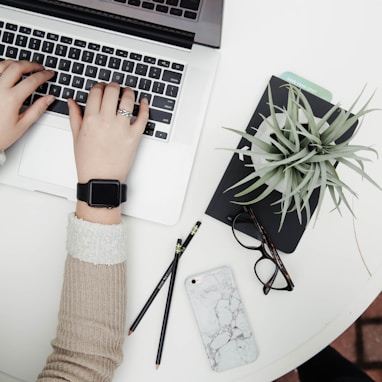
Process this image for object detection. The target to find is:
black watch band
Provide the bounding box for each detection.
[77,179,127,208]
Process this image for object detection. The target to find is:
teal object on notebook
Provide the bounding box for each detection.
[280,72,332,102]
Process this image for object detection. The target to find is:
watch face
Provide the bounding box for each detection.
[89,180,120,208]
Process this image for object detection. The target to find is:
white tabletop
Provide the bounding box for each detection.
[1,1,382,381]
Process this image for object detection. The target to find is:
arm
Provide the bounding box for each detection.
[38,83,148,381]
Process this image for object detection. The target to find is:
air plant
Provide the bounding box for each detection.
[224,83,381,230]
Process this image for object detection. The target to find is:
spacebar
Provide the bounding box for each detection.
[47,99,69,115]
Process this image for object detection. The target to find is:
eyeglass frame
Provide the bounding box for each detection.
[230,205,295,295]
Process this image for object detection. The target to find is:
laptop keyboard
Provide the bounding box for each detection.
[110,0,202,21]
[0,20,186,141]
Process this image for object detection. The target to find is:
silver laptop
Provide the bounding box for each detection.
[0,0,223,225]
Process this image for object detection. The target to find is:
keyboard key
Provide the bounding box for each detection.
[19,50,32,61]
[47,33,59,41]
[149,67,162,79]
[99,69,111,81]
[45,56,58,68]
[49,84,62,97]
[125,75,138,87]
[5,23,17,31]
[58,73,72,85]
[60,36,73,44]
[165,84,179,97]
[6,46,18,59]
[172,62,184,71]
[138,78,151,91]
[59,59,71,71]
[85,65,98,78]
[32,52,44,64]
[122,60,134,73]
[95,54,108,66]
[81,50,94,63]
[62,88,75,99]
[156,5,169,13]
[88,43,100,51]
[180,0,200,11]
[112,72,125,84]
[170,8,182,16]
[116,49,129,57]
[142,1,155,9]
[72,62,85,74]
[144,56,156,64]
[47,99,69,115]
[29,38,41,50]
[155,131,168,140]
[130,52,142,61]
[162,70,182,84]
[153,95,175,111]
[75,91,88,103]
[15,35,28,47]
[158,59,170,68]
[85,79,97,90]
[128,0,141,5]
[149,108,172,124]
[42,41,55,53]
[108,57,121,69]
[2,31,15,44]
[19,26,32,35]
[68,47,81,60]
[72,76,85,88]
[184,11,197,19]
[74,39,86,47]
[33,30,45,38]
[102,46,114,54]
[55,44,68,57]
[135,63,148,76]
[152,81,165,94]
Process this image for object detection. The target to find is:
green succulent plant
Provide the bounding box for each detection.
[224,83,381,230]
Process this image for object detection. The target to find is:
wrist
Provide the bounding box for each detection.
[76,201,122,225]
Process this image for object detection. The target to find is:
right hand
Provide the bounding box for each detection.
[68,82,149,184]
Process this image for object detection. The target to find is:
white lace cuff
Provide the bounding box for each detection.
[0,151,6,166]
[66,213,127,265]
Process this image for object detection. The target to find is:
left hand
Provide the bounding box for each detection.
[0,60,55,152]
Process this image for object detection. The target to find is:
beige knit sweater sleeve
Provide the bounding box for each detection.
[37,213,128,382]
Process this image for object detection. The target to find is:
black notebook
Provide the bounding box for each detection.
[206,76,357,253]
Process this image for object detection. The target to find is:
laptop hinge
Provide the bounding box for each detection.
[0,0,195,49]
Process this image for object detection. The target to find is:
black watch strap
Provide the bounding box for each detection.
[77,179,127,208]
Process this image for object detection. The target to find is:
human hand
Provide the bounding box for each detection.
[0,60,55,152]
[68,82,149,184]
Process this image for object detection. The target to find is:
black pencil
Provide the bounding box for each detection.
[128,221,201,335]
[155,239,182,369]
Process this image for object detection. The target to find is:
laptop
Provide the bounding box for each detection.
[0,0,223,225]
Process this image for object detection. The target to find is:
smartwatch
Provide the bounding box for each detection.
[77,179,127,208]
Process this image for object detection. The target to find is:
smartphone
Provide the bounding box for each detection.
[184,266,258,372]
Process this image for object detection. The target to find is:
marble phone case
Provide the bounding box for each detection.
[185,266,258,372]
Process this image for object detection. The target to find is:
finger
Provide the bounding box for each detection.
[0,59,17,75]
[17,94,55,132]
[13,69,55,99]
[131,97,149,135]
[0,61,45,88]
[100,82,120,116]
[84,82,106,117]
[68,98,83,139]
[117,87,136,122]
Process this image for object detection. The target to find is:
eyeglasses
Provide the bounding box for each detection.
[229,206,294,295]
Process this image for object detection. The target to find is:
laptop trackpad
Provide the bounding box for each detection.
[19,126,77,189]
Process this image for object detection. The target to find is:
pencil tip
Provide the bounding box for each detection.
[128,330,133,335]
[156,364,160,370]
